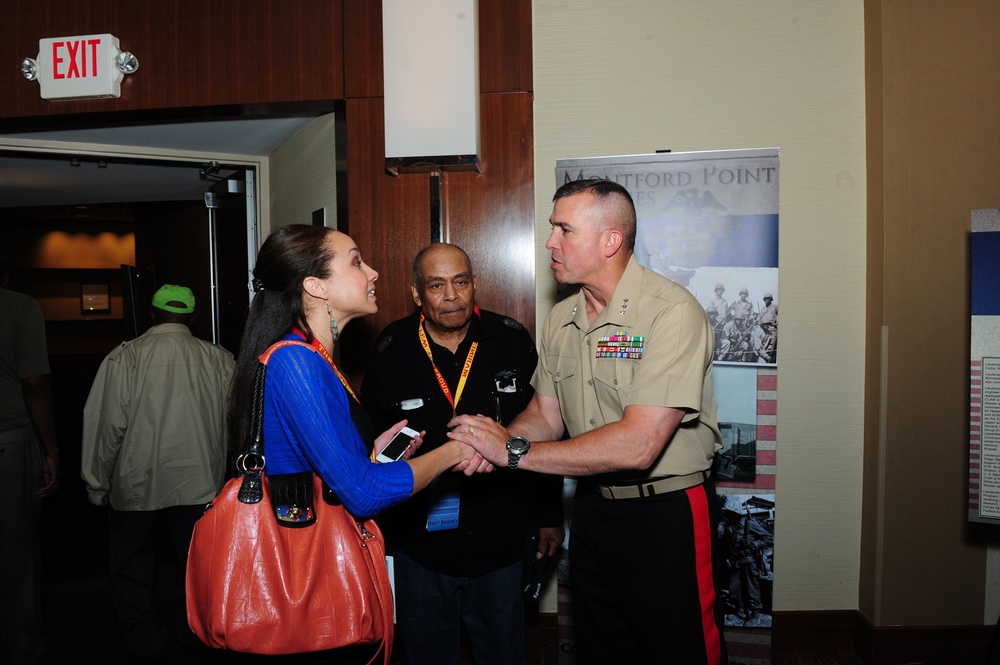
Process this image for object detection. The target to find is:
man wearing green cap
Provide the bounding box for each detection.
[82,284,235,660]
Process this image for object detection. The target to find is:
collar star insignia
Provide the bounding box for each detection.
[620,298,630,316]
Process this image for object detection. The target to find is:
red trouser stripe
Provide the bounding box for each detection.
[687,484,723,665]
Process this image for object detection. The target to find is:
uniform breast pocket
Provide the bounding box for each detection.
[593,358,636,402]
[546,352,580,394]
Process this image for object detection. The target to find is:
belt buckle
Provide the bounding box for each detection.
[596,479,650,500]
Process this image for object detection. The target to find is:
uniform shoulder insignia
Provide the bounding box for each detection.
[375,334,394,354]
[502,317,523,331]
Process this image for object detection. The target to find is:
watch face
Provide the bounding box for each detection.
[507,437,529,454]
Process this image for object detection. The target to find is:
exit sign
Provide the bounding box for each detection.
[34,34,126,101]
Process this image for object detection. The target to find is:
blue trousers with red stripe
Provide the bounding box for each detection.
[568,479,727,665]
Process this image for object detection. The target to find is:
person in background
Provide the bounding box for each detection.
[724,286,754,340]
[752,293,778,363]
[0,251,59,665]
[82,283,235,661]
[449,179,728,665]
[225,225,488,664]
[718,497,768,626]
[361,243,564,665]
[705,282,728,332]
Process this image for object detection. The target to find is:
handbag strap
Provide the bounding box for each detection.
[357,520,394,665]
[258,338,317,365]
[251,339,319,457]
[237,340,318,504]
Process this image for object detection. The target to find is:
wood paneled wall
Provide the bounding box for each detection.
[336,91,536,379]
[1,0,343,120]
[2,0,537,378]
[337,1,536,378]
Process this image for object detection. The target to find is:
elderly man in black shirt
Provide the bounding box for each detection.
[361,243,563,665]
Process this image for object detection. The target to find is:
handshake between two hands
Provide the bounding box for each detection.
[375,416,508,475]
[448,414,511,476]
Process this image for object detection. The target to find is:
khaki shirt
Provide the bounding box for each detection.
[532,256,722,479]
[82,323,235,510]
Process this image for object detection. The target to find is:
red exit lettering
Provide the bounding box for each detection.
[51,38,102,79]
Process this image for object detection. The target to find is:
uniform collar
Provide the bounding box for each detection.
[561,255,643,333]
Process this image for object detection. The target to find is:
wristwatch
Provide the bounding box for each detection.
[506,436,531,470]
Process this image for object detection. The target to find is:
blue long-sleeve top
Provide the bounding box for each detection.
[261,338,414,518]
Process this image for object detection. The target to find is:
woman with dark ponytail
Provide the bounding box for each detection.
[227,224,485,521]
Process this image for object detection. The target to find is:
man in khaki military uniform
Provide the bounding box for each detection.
[450,179,727,665]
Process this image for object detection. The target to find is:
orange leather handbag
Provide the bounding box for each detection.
[186,341,394,661]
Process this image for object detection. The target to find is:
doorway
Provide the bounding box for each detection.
[0,146,261,584]
[0,152,256,354]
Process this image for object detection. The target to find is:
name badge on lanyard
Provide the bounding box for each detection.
[418,315,477,530]
[425,488,460,531]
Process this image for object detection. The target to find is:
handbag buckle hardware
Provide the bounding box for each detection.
[236,453,265,473]
[358,522,373,542]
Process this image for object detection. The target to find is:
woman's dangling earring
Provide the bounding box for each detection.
[327,303,339,341]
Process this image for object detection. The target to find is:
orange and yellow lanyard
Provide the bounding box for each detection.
[418,313,477,416]
[311,340,359,404]
[291,330,373,459]
[291,329,358,402]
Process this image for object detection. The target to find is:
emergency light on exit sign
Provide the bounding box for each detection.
[21,33,139,101]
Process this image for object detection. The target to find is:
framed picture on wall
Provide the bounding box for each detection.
[81,283,111,313]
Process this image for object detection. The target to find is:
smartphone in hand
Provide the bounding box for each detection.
[376,426,419,463]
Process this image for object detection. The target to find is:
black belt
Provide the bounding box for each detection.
[594,470,710,500]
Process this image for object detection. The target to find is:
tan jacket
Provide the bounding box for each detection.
[82,323,235,510]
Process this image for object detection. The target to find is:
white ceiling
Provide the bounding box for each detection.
[0,116,317,208]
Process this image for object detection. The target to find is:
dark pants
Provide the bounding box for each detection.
[392,548,526,665]
[108,504,204,657]
[0,426,46,665]
[569,480,727,665]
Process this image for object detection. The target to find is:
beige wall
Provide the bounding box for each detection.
[861,0,998,626]
[533,1,869,614]
[268,114,339,231]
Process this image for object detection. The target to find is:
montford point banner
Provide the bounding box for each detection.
[554,148,779,665]
[556,149,779,366]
